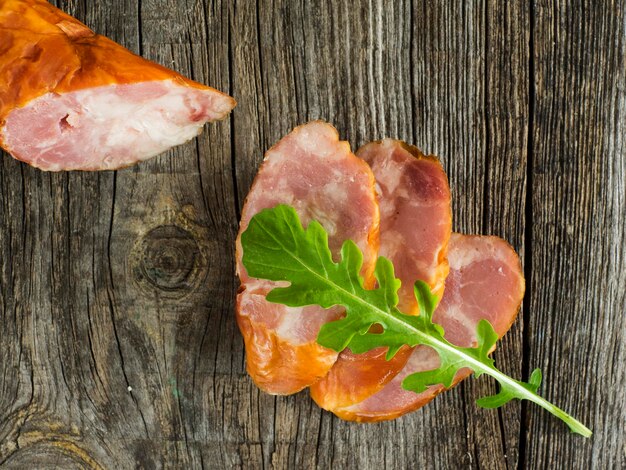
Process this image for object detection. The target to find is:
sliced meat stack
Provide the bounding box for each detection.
[235,121,380,394]
[236,121,525,421]
[0,0,235,170]
[328,234,525,421]
[310,140,452,413]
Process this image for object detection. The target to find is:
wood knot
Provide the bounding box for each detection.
[132,225,205,298]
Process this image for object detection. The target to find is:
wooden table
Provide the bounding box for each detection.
[1,1,624,468]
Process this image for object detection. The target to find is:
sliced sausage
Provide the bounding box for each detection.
[311,139,452,410]
[325,234,525,421]
[236,121,379,394]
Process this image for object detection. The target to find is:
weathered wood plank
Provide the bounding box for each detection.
[527,1,626,468]
[480,1,530,467]
[409,1,529,468]
[1,0,237,467]
[2,0,147,467]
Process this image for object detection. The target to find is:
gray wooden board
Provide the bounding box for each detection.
[0,0,624,468]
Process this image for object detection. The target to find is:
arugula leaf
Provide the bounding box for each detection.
[241,204,592,437]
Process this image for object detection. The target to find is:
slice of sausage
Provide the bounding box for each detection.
[326,234,525,422]
[358,140,452,308]
[235,121,379,395]
[310,139,452,410]
[0,0,235,171]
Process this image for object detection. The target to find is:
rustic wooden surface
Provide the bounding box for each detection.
[0,0,624,468]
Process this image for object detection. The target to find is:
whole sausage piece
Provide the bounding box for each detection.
[0,0,235,170]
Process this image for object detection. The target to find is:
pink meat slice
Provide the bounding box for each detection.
[235,121,380,395]
[310,139,451,411]
[357,139,452,310]
[2,82,235,170]
[339,234,525,422]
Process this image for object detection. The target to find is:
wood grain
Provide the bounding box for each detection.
[526,1,626,468]
[0,0,624,468]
